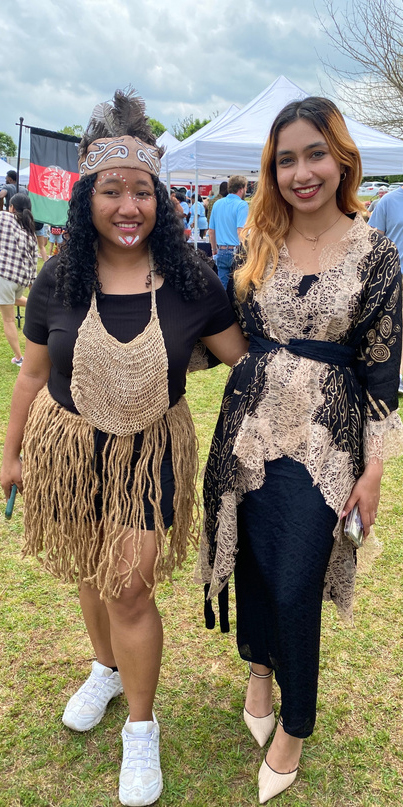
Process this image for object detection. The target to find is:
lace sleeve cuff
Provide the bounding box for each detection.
[364,411,403,464]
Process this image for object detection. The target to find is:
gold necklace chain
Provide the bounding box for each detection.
[291,214,343,251]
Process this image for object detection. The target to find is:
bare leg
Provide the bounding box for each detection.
[79,583,116,668]
[245,663,273,717]
[36,235,47,262]
[105,529,163,723]
[0,304,22,359]
[265,722,303,773]
[244,663,302,773]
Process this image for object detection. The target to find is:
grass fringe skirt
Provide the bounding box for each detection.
[22,387,199,599]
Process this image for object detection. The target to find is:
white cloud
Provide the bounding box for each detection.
[0,0,357,158]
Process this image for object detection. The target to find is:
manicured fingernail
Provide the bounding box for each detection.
[340,511,347,518]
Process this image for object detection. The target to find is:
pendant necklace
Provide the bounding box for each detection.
[291,213,343,250]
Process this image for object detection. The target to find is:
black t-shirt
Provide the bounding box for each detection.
[1,183,16,210]
[0,183,28,210]
[24,257,235,413]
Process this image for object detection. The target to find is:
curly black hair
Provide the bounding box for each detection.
[55,174,209,307]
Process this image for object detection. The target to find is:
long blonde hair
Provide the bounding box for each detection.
[235,97,366,300]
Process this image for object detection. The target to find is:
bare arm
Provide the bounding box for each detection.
[1,340,51,499]
[201,322,249,366]
[209,228,217,255]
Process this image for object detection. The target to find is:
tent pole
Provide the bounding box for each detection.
[16,117,24,192]
[194,170,199,251]
[166,153,170,196]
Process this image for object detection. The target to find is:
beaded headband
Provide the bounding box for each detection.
[78,135,161,178]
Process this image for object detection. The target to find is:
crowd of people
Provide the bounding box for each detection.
[1,89,402,807]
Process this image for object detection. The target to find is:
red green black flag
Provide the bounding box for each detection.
[28,128,80,226]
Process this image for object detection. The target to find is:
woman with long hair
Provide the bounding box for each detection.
[0,89,247,807]
[0,192,37,366]
[201,97,403,801]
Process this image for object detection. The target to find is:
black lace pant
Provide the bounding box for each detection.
[235,456,337,738]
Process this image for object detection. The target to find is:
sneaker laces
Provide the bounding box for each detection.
[123,731,157,771]
[75,674,116,708]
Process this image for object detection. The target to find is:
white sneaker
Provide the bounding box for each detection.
[119,713,163,806]
[62,660,123,731]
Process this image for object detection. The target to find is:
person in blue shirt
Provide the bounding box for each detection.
[369,185,403,392]
[189,194,208,238]
[209,175,249,289]
[171,192,189,229]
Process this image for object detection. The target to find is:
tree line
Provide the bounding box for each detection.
[0,114,213,160]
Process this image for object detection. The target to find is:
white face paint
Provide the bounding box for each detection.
[91,167,157,252]
[118,234,140,246]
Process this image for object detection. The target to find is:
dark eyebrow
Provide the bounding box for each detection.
[135,179,154,188]
[97,176,119,185]
[97,176,153,189]
[277,141,328,157]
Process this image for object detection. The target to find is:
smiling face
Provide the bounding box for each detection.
[275,118,343,218]
[91,167,157,251]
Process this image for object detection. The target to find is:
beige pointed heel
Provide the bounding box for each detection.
[243,664,275,747]
[258,758,298,803]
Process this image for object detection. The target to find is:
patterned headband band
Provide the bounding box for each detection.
[78,135,161,178]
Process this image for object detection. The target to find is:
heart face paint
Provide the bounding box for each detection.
[118,234,140,246]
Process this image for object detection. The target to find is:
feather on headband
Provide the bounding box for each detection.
[79,88,163,177]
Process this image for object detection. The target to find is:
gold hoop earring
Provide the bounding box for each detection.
[340,172,346,181]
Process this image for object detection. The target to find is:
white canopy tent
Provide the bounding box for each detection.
[161,104,240,234]
[18,164,30,185]
[156,130,179,150]
[164,75,403,178]
[160,103,240,183]
[0,159,17,186]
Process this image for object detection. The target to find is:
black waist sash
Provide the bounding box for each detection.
[249,333,356,367]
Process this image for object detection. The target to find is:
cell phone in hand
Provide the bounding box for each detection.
[344,504,364,547]
[5,484,18,520]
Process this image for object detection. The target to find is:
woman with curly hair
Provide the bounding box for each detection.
[0,192,37,366]
[0,89,247,807]
[201,97,403,801]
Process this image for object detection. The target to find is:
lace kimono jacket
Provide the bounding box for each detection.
[200,215,403,621]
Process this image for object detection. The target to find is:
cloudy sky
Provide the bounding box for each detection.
[1,0,355,158]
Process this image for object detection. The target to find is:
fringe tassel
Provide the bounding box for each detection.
[22,388,199,599]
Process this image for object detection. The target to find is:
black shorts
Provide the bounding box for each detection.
[93,436,175,530]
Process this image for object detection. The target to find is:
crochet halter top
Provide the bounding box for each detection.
[71,257,169,436]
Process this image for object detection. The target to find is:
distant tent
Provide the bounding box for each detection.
[0,158,17,185]
[157,131,179,150]
[160,104,239,181]
[18,165,30,185]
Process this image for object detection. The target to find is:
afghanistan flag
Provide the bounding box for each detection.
[28,128,80,226]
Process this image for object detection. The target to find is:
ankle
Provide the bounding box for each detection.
[265,723,303,773]
[245,663,273,718]
[97,658,117,671]
[128,711,154,723]
[250,663,273,679]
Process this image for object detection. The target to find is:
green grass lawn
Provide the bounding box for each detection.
[0,301,402,806]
